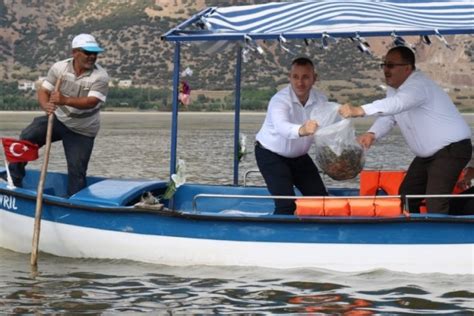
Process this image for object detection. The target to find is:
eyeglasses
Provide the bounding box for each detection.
[380,63,410,69]
[77,49,98,56]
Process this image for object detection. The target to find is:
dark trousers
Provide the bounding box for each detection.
[9,115,95,196]
[255,143,327,215]
[399,139,472,214]
[449,187,474,216]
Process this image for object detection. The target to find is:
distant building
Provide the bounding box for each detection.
[118,80,133,88]
[17,80,36,91]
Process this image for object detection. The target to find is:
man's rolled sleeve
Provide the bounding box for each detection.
[89,78,109,102]
[41,80,55,92]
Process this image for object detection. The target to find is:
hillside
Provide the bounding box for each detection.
[0,0,473,110]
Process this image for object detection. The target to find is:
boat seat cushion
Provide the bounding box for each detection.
[69,179,167,206]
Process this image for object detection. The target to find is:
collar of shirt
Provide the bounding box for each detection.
[288,85,319,109]
[387,70,421,95]
[65,58,96,79]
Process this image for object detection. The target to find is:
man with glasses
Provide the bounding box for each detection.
[338,46,472,214]
[7,33,109,196]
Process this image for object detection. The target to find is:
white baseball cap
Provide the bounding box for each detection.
[71,34,104,53]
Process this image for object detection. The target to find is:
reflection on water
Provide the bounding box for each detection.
[1,248,473,314]
[0,112,473,314]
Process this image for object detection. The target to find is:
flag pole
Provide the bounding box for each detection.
[31,77,62,268]
[3,162,14,189]
[2,148,15,189]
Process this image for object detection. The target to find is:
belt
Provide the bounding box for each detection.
[255,141,266,149]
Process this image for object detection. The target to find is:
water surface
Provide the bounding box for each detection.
[0,112,473,314]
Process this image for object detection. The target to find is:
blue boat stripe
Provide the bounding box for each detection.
[1,188,473,245]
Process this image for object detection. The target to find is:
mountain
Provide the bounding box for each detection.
[1,0,472,109]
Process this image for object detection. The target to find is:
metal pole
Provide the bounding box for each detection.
[233,46,242,186]
[169,42,181,209]
[170,42,181,177]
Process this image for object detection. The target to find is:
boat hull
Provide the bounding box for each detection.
[1,170,473,274]
[1,209,473,274]
[1,186,473,274]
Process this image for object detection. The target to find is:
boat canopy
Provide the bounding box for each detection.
[163,0,474,42]
[162,0,473,186]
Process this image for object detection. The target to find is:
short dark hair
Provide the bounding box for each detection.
[291,57,314,68]
[387,46,416,69]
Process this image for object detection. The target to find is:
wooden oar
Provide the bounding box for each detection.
[31,77,62,268]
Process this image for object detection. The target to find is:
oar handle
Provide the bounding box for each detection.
[53,76,62,92]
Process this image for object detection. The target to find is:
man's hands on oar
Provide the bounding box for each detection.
[41,101,56,115]
[37,77,64,115]
[49,90,64,107]
[37,88,56,115]
[47,85,65,114]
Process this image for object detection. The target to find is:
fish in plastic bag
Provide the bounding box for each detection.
[314,117,365,181]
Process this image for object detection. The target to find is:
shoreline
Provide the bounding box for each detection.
[1,111,473,125]
[2,110,474,115]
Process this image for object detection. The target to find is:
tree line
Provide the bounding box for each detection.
[0,81,277,112]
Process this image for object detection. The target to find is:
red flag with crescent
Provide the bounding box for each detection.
[2,138,39,163]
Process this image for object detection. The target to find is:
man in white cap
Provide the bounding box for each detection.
[8,33,110,196]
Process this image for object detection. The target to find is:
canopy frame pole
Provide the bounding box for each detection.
[233,46,242,186]
[169,42,181,209]
[161,7,215,39]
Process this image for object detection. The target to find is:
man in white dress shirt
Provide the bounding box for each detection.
[339,46,472,214]
[255,57,328,215]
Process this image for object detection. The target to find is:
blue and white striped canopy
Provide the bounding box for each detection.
[163,0,474,42]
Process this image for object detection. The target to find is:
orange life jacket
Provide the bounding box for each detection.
[359,169,466,214]
[359,170,406,196]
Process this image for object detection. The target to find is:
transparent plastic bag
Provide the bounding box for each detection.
[314,119,365,180]
[310,101,342,128]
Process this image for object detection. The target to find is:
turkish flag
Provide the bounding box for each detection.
[2,138,39,163]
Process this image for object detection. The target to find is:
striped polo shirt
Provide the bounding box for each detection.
[41,58,109,137]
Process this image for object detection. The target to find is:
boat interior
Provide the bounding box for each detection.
[1,168,472,218]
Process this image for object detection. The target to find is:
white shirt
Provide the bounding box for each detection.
[362,71,471,157]
[256,85,328,158]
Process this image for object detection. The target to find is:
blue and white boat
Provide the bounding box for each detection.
[1,0,473,274]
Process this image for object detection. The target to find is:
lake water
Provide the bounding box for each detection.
[0,111,473,314]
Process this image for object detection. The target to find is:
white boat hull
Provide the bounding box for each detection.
[2,209,472,274]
